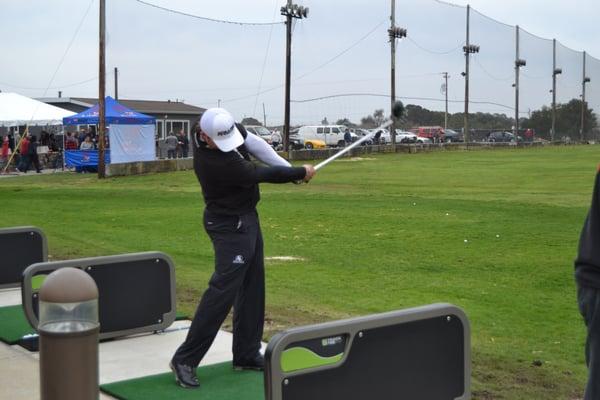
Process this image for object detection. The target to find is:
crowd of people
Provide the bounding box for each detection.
[64,128,109,151]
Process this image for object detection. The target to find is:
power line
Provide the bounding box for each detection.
[405,37,463,55]
[290,92,519,111]
[223,19,386,103]
[40,0,96,98]
[252,0,279,116]
[293,20,386,81]
[472,55,513,81]
[132,0,284,26]
[0,73,112,91]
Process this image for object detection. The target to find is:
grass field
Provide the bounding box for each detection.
[1,145,597,399]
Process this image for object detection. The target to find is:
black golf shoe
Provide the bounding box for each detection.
[170,360,200,388]
[233,354,265,371]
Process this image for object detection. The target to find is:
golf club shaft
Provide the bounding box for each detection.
[314,119,394,171]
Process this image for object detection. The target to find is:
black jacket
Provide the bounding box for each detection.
[193,126,305,216]
[575,170,600,288]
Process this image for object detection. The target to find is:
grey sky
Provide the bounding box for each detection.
[1,0,598,127]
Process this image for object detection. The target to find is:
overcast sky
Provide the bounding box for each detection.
[1,0,598,126]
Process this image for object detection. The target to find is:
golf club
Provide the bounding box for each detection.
[314,101,405,171]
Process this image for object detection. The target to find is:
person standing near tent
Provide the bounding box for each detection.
[16,135,30,172]
[165,131,178,159]
[1,135,9,161]
[169,108,315,389]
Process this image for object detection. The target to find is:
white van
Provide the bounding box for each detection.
[297,125,348,147]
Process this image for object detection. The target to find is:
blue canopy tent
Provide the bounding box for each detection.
[63,97,156,168]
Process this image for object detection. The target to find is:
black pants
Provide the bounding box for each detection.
[578,285,600,400]
[173,210,265,367]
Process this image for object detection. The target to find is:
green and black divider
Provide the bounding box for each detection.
[0,226,47,289]
[21,252,177,340]
[0,226,46,345]
[265,303,470,400]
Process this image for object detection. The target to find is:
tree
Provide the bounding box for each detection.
[336,118,355,127]
[321,117,329,125]
[360,115,376,128]
[373,109,385,127]
[241,117,261,126]
[522,99,598,140]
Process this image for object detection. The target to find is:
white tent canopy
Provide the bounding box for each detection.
[0,92,75,127]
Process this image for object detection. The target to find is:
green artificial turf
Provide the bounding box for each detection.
[2,145,598,398]
[101,362,263,400]
[0,305,35,344]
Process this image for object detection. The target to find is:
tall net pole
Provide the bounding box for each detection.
[463,5,470,143]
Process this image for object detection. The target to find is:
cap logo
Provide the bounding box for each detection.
[217,124,235,137]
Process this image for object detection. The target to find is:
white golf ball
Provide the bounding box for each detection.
[464,239,468,243]
[445,213,450,216]
[496,234,500,238]
[413,202,417,206]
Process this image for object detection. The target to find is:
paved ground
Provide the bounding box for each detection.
[0,288,260,399]
[0,168,66,178]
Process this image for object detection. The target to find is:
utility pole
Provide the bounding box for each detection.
[581,51,591,142]
[280,2,309,152]
[114,67,118,100]
[514,26,526,141]
[390,0,396,147]
[443,72,449,131]
[551,39,561,142]
[262,102,267,127]
[388,1,406,146]
[98,0,106,179]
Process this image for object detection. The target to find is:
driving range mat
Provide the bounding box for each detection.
[0,305,35,344]
[101,361,264,400]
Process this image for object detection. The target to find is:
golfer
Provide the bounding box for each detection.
[170,108,315,389]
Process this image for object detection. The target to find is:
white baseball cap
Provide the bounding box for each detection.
[200,108,244,152]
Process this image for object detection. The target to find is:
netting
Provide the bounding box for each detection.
[1,0,598,142]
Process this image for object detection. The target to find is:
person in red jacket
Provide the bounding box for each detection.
[17,135,30,172]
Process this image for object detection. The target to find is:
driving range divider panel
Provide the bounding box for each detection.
[265,303,470,400]
[21,252,177,340]
[0,226,47,289]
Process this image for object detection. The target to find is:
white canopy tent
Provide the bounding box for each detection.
[0,93,75,127]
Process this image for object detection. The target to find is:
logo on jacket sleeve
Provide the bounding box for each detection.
[233,255,245,264]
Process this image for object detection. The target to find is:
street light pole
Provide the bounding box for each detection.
[462,6,478,143]
[443,72,449,131]
[581,51,590,142]
[281,2,309,153]
[514,26,526,141]
[551,39,559,142]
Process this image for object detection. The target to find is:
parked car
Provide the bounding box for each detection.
[412,126,444,141]
[487,131,515,143]
[244,125,272,144]
[441,129,463,143]
[395,130,417,144]
[351,128,373,145]
[303,138,326,150]
[297,125,348,147]
[288,133,305,150]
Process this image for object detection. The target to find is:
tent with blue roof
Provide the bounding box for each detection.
[63,96,156,167]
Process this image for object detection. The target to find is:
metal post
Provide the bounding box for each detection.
[263,103,267,127]
[581,51,587,142]
[114,67,118,100]
[283,0,292,152]
[551,39,557,142]
[515,25,520,139]
[444,72,449,131]
[98,0,106,179]
[463,5,470,143]
[390,0,396,147]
